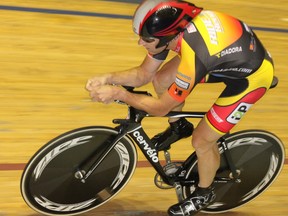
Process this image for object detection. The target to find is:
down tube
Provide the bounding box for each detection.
[128,127,170,183]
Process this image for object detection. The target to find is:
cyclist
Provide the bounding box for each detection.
[86,0,274,215]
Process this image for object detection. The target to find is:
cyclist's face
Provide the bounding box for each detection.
[138,37,166,55]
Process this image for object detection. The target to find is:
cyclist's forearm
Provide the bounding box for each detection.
[121,92,166,116]
[107,66,152,87]
[105,54,161,87]
[117,88,177,116]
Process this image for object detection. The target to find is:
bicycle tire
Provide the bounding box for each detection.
[183,130,285,213]
[20,126,137,215]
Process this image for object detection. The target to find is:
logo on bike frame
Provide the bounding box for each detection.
[132,131,159,163]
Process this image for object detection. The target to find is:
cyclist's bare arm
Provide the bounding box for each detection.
[116,88,180,116]
[86,55,163,90]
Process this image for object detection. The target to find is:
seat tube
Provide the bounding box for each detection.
[218,137,240,180]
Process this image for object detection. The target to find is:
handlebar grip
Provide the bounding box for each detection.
[122,86,135,92]
[114,86,152,104]
[122,86,152,96]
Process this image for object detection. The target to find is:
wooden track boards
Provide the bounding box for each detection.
[0,0,287,215]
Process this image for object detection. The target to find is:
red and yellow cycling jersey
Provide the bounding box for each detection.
[152,10,274,134]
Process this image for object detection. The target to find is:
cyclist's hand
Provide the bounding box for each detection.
[89,85,120,104]
[85,76,107,91]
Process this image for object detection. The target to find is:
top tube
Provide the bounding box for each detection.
[164,111,206,119]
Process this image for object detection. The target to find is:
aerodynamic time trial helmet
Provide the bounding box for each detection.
[132,0,203,48]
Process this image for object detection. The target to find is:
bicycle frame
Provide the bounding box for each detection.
[77,102,240,187]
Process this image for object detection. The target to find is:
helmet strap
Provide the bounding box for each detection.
[164,43,169,50]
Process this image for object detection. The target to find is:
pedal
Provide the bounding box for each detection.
[154,173,174,189]
[154,150,182,189]
[164,162,182,176]
[154,161,183,189]
[163,150,182,174]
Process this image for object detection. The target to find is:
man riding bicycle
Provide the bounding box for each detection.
[86,0,274,215]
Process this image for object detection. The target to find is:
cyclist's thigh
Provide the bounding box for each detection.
[205,59,274,134]
[153,55,180,91]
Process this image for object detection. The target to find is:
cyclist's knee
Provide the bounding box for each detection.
[192,131,213,152]
[191,123,221,154]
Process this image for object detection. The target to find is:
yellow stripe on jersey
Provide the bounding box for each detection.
[215,59,274,106]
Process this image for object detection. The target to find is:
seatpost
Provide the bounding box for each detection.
[164,150,172,164]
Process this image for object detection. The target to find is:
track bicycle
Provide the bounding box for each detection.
[20,77,285,215]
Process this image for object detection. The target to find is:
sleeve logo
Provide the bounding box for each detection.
[175,77,190,90]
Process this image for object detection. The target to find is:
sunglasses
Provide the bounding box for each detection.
[140,36,156,43]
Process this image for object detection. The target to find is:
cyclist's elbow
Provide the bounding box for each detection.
[151,106,171,117]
